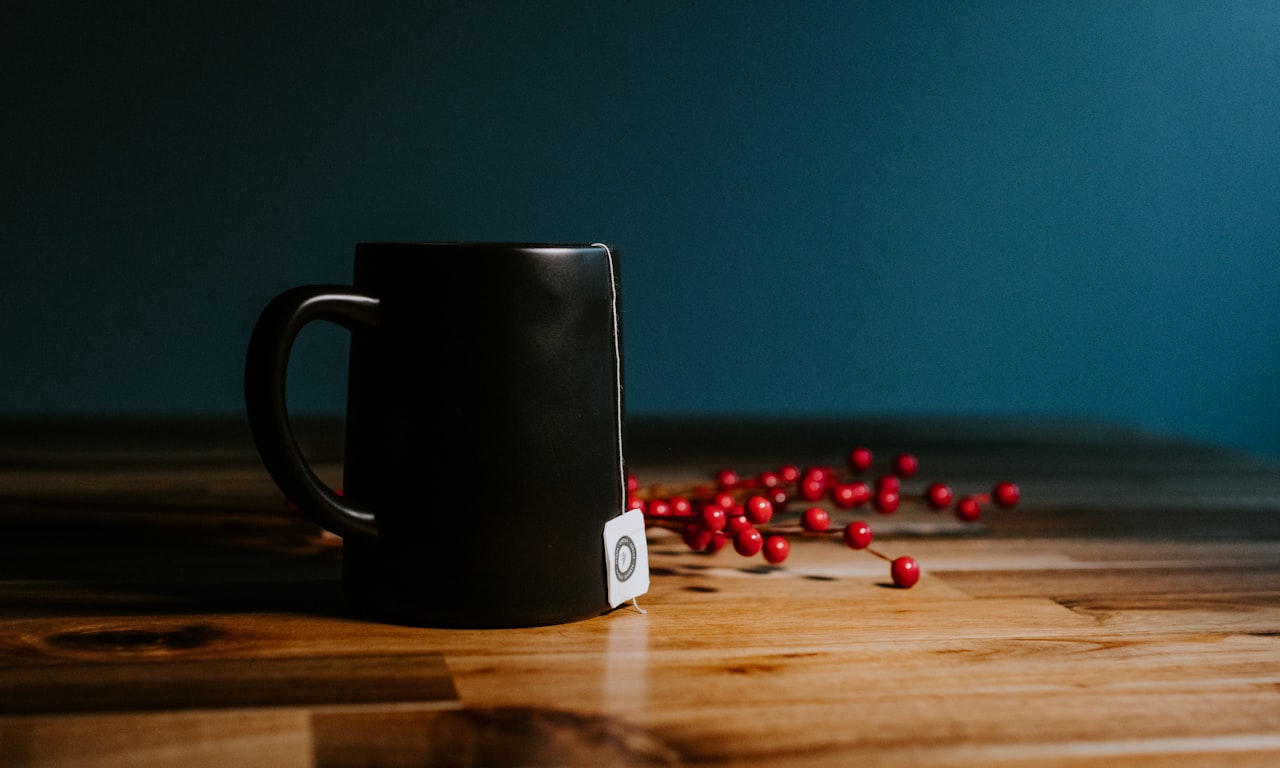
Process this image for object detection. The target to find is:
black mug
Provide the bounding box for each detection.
[244,242,628,627]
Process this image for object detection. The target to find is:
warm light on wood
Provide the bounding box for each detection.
[1,417,1278,766]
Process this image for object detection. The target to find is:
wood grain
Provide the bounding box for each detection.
[2,417,1279,767]
[0,711,313,768]
[0,653,457,715]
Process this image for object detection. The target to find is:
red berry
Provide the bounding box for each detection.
[716,469,739,489]
[766,485,789,511]
[801,506,830,532]
[763,535,791,564]
[627,475,640,493]
[993,481,1020,508]
[778,464,801,483]
[893,453,919,477]
[627,496,645,512]
[669,496,693,516]
[699,504,727,532]
[955,496,981,521]
[832,481,871,509]
[873,488,900,514]
[876,474,900,493]
[848,447,873,472]
[682,523,712,551]
[744,495,773,525]
[648,498,672,517]
[799,476,826,501]
[714,492,736,510]
[925,482,953,510]
[804,466,836,487]
[757,470,782,488]
[726,514,751,533]
[842,521,873,550]
[890,556,920,588]
[733,527,764,557]
[704,532,729,553]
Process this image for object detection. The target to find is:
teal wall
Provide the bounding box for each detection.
[5,2,1280,455]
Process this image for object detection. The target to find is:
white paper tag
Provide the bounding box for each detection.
[603,508,649,608]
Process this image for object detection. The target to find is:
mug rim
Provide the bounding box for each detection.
[356,241,607,249]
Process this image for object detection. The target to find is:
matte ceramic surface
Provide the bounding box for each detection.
[245,243,626,627]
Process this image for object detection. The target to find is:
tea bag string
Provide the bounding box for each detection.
[593,242,626,515]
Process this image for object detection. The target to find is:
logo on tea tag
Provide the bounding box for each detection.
[603,508,649,608]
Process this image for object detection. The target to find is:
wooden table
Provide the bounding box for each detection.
[2,417,1279,767]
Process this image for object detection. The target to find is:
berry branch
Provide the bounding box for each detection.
[630,447,1019,588]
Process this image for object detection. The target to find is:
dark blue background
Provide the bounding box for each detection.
[5,2,1279,454]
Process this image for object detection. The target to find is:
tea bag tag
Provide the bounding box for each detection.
[603,508,649,608]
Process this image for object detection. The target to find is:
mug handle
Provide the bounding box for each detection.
[244,285,381,540]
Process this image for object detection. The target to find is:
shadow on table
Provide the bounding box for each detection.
[0,494,349,620]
